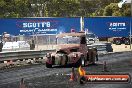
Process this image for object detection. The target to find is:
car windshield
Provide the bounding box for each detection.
[87,34,95,38]
[57,36,80,44]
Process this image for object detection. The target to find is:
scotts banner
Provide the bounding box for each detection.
[84,17,131,37]
[0,17,80,35]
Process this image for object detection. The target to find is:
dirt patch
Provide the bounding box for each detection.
[112,44,132,52]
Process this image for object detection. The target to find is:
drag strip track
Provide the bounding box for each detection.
[0,51,132,88]
[98,51,132,63]
[0,65,71,86]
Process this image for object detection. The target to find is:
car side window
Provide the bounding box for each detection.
[81,37,86,44]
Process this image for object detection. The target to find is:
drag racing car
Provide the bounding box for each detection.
[45,32,98,68]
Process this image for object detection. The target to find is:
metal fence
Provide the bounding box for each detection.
[15,35,57,50]
[18,35,56,45]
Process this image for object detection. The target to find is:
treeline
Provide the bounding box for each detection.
[0,0,130,18]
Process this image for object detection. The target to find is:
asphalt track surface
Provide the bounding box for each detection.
[0,51,132,88]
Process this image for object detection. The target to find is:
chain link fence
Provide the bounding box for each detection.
[16,35,57,50]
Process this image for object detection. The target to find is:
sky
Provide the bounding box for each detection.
[125,0,131,3]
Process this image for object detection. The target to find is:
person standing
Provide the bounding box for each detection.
[0,41,3,52]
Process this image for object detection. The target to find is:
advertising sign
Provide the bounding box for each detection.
[0,17,80,35]
[84,17,131,37]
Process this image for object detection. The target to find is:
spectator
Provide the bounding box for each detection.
[0,41,3,52]
[30,39,35,50]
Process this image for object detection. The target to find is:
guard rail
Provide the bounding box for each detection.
[0,50,55,62]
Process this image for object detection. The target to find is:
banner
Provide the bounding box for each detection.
[84,17,131,37]
[0,17,80,35]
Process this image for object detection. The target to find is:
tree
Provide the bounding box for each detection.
[0,0,30,18]
[0,0,130,18]
[103,3,130,16]
[47,0,80,17]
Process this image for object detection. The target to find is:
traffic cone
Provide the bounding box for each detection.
[19,78,26,88]
[7,60,13,66]
[10,60,13,65]
[69,67,76,81]
[130,60,132,65]
[103,61,109,72]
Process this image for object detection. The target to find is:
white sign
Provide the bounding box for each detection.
[23,22,50,28]
[109,22,127,31]
[20,21,57,33]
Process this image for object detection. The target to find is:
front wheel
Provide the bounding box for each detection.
[46,62,52,68]
[79,76,87,84]
[75,56,85,67]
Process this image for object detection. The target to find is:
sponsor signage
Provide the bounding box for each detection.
[0,17,80,35]
[84,17,131,37]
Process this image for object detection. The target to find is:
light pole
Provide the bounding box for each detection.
[118,0,132,50]
[130,0,132,49]
[31,3,44,17]
[31,1,49,17]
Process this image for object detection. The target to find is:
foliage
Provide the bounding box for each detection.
[0,0,130,18]
[103,3,130,16]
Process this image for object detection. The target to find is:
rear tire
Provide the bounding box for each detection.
[115,40,121,45]
[46,62,52,68]
[124,40,130,45]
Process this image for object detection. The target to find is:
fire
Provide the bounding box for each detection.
[78,66,86,76]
